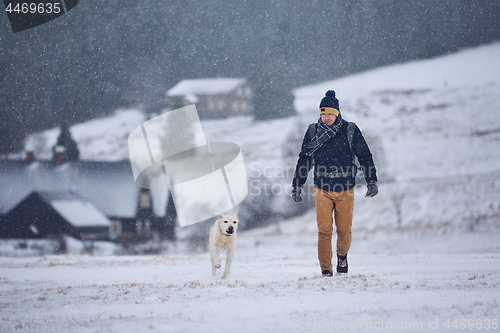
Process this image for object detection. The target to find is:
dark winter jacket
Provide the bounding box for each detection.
[292,120,377,192]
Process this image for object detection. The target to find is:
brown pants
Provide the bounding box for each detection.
[314,187,354,271]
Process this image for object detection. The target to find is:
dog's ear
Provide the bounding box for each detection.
[234,206,240,217]
[214,212,223,219]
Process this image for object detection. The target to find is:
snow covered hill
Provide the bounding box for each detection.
[22,43,500,237]
[4,43,499,333]
[24,109,146,161]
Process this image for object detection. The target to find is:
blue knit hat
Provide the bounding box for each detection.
[319,90,340,115]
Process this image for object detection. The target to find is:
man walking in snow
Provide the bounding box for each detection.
[291,90,378,276]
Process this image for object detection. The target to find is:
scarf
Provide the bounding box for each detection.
[305,116,345,156]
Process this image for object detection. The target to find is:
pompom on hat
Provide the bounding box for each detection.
[319,90,340,116]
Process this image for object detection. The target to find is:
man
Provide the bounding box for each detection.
[291,90,378,276]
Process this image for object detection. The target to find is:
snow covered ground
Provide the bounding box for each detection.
[1,243,499,332]
[3,43,500,332]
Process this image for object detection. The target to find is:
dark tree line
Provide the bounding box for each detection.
[1,0,499,154]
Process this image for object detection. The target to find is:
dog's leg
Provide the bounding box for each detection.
[210,245,217,276]
[212,245,221,276]
[215,247,221,269]
[222,248,234,279]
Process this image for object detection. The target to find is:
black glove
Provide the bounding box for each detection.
[291,187,303,203]
[365,180,378,197]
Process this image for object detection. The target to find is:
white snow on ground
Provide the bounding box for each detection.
[0,248,499,332]
[5,43,500,332]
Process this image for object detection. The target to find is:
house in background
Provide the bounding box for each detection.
[166,78,253,119]
[0,153,176,244]
[5,191,110,240]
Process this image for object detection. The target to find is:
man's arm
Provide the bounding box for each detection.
[291,129,314,202]
[352,126,377,183]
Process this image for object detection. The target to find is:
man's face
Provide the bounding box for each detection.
[320,113,337,126]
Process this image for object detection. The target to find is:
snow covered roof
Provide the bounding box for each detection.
[36,191,110,227]
[167,78,247,97]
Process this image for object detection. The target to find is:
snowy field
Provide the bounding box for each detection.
[1,227,499,333]
[3,43,500,332]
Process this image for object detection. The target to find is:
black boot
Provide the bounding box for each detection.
[322,270,333,277]
[336,253,348,274]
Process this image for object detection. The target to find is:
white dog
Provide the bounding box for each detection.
[209,207,239,279]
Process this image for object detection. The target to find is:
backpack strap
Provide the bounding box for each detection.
[308,123,316,140]
[307,123,317,167]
